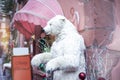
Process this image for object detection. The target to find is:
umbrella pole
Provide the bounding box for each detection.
[33,25,43,56]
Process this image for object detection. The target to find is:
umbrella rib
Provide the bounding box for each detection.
[36,0,57,15]
[29,23,34,35]
[15,10,49,20]
[15,21,32,36]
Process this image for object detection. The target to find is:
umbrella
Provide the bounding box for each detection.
[13,0,63,39]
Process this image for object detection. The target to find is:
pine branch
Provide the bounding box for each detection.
[1,0,14,14]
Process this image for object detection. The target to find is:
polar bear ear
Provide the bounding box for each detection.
[60,19,65,22]
[59,19,65,24]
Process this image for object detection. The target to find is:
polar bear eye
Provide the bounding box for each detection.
[49,23,52,26]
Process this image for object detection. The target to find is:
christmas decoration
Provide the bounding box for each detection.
[79,72,86,80]
[39,63,46,80]
[38,38,50,52]
[98,77,105,80]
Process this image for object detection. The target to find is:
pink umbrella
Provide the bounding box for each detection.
[13,0,63,39]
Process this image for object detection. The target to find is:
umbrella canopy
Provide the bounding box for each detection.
[13,0,63,39]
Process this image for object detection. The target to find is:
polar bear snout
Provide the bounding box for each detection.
[41,28,45,33]
[43,25,52,35]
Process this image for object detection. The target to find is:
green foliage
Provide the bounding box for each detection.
[38,38,50,52]
[1,0,14,14]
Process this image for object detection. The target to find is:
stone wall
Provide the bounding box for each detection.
[58,0,120,80]
[83,0,115,80]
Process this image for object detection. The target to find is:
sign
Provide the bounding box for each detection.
[12,55,32,80]
[12,48,32,80]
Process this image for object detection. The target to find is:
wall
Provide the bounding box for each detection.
[58,0,120,80]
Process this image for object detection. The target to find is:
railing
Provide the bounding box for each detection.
[32,66,87,80]
[32,66,106,80]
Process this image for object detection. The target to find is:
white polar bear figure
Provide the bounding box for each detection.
[31,15,86,80]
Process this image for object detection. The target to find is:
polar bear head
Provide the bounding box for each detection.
[43,15,66,36]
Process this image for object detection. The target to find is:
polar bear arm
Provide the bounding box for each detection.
[31,52,53,67]
[46,54,80,72]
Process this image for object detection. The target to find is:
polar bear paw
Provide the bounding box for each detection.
[31,54,42,67]
[46,60,60,76]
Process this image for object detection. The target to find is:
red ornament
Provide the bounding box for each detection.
[41,74,46,78]
[79,72,86,80]
[10,43,14,48]
[98,77,105,80]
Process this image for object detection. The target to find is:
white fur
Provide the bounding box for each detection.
[31,15,86,80]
